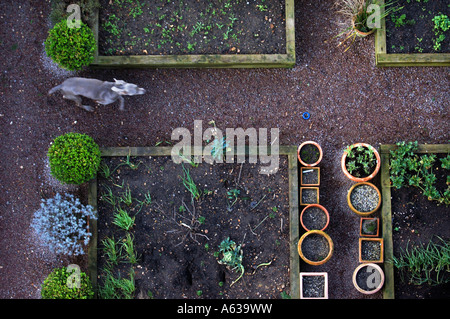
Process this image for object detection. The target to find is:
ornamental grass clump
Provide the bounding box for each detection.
[31,193,97,256]
[41,266,94,299]
[44,20,96,71]
[48,132,101,185]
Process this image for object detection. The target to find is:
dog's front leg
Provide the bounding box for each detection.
[118,95,125,111]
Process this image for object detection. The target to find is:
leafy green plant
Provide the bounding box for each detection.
[344,144,377,177]
[179,164,201,200]
[217,237,244,286]
[102,236,121,266]
[48,132,101,185]
[113,207,135,231]
[98,267,135,299]
[45,20,96,71]
[227,188,240,209]
[432,14,449,51]
[389,141,449,205]
[122,233,138,264]
[41,266,94,299]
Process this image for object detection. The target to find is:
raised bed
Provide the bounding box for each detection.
[87,145,300,298]
[91,0,295,68]
[375,0,450,67]
[380,143,450,299]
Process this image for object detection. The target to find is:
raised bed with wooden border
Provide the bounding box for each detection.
[91,0,295,68]
[87,145,301,298]
[374,0,450,67]
[380,143,450,299]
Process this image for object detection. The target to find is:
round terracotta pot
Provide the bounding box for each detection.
[300,204,330,232]
[352,15,375,37]
[341,143,380,182]
[298,141,323,167]
[352,263,385,295]
[347,182,381,216]
[298,230,333,266]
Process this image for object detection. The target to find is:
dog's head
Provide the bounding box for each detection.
[111,79,146,96]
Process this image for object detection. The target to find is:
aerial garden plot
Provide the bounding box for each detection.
[2,0,449,304]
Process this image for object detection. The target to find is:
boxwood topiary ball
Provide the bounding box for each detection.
[41,267,94,299]
[44,20,96,71]
[48,132,101,184]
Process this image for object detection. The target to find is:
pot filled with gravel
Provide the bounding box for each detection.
[347,182,381,216]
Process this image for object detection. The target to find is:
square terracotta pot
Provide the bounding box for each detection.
[300,272,328,299]
[300,187,319,206]
[360,217,380,237]
[300,167,320,186]
[359,238,384,263]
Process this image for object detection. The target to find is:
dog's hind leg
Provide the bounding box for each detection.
[63,93,94,112]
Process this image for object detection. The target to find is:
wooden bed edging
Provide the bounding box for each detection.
[91,0,295,69]
[379,143,450,299]
[87,145,300,299]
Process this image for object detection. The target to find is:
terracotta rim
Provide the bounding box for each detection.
[359,237,384,263]
[300,204,330,232]
[341,143,380,182]
[352,15,375,37]
[298,230,333,266]
[297,141,323,167]
[360,217,379,237]
[347,182,381,216]
[300,167,320,186]
[352,263,385,295]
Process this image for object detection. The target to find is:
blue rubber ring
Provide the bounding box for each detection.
[302,112,310,120]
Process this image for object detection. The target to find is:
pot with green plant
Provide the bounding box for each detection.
[298,141,323,167]
[360,217,379,237]
[341,143,381,182]
[335,0,399,50]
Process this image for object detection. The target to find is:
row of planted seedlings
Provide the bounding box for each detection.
[296,141,331,299]
[342,143,385,295]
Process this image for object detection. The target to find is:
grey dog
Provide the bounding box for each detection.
[48,77,146,112]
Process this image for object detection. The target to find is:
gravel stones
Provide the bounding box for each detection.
[349,183,380,214]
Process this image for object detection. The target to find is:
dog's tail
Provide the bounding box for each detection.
[48,84,62,95]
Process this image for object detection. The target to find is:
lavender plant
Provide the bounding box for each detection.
[31,193,97,255]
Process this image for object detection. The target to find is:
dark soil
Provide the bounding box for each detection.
[301,205,328,231]
[96,155,290,298]
[300,187,319,205]
[300,167,319,185]
[386,0,450,53]
[299,144,320,165]
[300,233,330,262]
[391,154,450,299]
[98,0,286,55]
[0,0,449,300]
